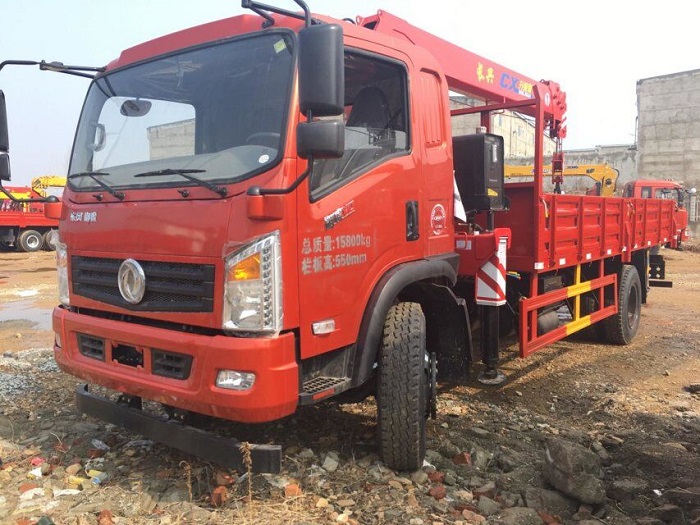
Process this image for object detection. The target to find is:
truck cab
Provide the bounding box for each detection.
[22,5,471,471]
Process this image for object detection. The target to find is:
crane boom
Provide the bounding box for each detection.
[505,164,619,196]
[31,175,66,197]
[358,10,567,138]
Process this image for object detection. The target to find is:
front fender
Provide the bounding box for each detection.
[352,253,458,386]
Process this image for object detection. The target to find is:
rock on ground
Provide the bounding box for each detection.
[543,438,606,504]
[522,486,578,517]
[490,506,543,525]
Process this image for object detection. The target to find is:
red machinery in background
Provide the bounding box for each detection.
[0,175,64,251]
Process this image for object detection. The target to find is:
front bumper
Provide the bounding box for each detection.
[53,307,299,423]
[76,385,281,472]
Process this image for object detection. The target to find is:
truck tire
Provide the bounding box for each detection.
[603,265,641,345]
[377,302,428,471]
[42,230,58,251]
[17,230,43,253]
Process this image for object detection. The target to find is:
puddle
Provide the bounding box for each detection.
[0,300,53,330]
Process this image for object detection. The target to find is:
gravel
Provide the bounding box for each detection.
[0,371,33,399]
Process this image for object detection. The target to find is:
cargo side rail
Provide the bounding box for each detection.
[519,264,617,357]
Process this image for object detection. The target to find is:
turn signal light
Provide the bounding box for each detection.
[228,253,261,281]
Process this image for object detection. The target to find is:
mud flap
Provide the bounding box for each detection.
[649,253,672,288]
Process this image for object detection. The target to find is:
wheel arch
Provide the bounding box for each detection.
[352,253,460,386]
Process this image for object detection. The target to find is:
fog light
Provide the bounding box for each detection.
[216,370,256,390]
[55,333,62,348]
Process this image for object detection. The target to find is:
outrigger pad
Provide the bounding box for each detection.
[75,385,281,473]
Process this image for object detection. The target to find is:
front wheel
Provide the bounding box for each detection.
[377,302,428,471]
[603,265,641,345]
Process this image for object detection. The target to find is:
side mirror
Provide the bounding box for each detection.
[44,196,63,220]
[298,24,344,117]
[297,120,344,159]
[0,153,10,181]
[0,90,10,181]
[0,90,8,153]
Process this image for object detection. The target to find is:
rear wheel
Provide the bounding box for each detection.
[42,230,58,251]
[17,230,43,253]
[603,265,641,345]
[377,302,428,471]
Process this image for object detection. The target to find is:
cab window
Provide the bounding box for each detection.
[309,52,409,199]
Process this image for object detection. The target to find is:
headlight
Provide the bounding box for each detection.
[55,240,70,307]
[223,231,282,334]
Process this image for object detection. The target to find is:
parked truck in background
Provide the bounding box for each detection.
[623,179,692,247]
[0,1,682,472]
[0,175,65,251]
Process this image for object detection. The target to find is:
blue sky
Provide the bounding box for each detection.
[2,0,697,185]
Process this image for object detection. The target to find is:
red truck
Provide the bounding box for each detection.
[0,1,680,472]
[0,176,64,251]
[623,179,691,247]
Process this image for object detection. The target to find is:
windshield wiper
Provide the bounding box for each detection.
[68,171,125,200]
[134,169,227,197]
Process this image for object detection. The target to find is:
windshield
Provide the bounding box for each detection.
[69,32,294,191]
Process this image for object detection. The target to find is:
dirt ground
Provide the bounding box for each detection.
[0,248,698,525]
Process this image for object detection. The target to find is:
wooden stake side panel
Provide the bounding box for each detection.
[496,183,676,273]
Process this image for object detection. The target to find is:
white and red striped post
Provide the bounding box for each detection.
[477,235,508,385]
[475,236,508,306]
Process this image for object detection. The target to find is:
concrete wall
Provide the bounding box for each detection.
[148,119,195,160]
[637,69,700,236]
[562,145,638,186]
[637,69,700,187]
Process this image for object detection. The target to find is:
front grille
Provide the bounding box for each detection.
[78,334,105,361]
[72,256,215,312]
[77,333,191,381]
[152,349,193,380]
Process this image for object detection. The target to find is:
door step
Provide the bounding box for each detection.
[300,376,352,405]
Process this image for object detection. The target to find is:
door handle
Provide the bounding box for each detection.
[406,201,419,241]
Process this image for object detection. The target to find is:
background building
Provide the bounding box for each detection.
[637,69,700,234]
[450,96,556,161]
[637,69,700,187]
